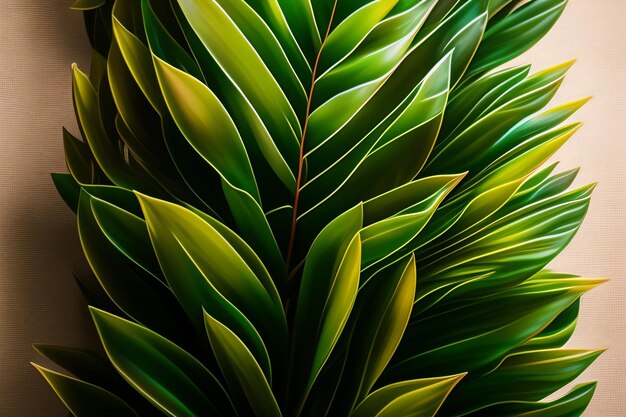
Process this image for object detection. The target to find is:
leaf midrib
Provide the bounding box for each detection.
[285,1,340,274]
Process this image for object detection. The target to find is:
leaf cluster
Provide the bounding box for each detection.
[37,0,603,416]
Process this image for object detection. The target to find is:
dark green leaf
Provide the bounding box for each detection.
[33,364,138,417]
[91,308,234,417]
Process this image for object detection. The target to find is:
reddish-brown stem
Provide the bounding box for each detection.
[285,4,338,274]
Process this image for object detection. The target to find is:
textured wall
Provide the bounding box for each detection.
[0,2,93,416]
[519,2,626,416]
[0,1,624,416]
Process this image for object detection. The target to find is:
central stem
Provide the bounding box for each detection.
[285,3,339,274]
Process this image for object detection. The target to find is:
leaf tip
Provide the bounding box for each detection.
[580,95,593,105]
[32,343,46,355]
[586,181,599,193]
[88,305,111,326]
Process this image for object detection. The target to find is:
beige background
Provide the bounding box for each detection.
[0,1,624,416]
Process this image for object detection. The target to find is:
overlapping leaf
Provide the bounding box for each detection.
[38,0,604,416]
[90,308,235,416]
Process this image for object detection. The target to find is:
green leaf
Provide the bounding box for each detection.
[204,312,282,417]
[107,38,169,168]
[441,65,530,141]
[169,4,298,194]
[33,345,119,391]
[89,48,108,88]
[313,0,436,107]
[34,343,157,415]
[312,235,361,384]
[220,180,286,282]
[136,193,285,376]
[213,0,307,111]
[296,54,453,247]
[355,256,416,398]
[415,183,593,308]
[426,64,571,178]
[189,204,282,300]
[152,56,260,202]
[63,127,97,184]
[360,173,461,269]
[290,205,363,412]
[299,339,352,417]
[274,0,320,63]
[77,189,185,340]
[498,97,590,151]
[468,0,569,77]
[388,272,603,379]
[331,256,416,415]
[72,65,138,190]
[160,118,233,220]
[420,176,526,255]
[70,0,106,10]
[89,196,162,281]
[33,364,138,417]
[111,1,166,112]
[350,374,465,417]
[464,382,597,417]
[176,0,302,166]
[362,174,465,224]
[233,0,312,85]
[305,41,449,160]
[80,184,143,216]
[318,0,400,75]
[305,1,486,175]
[141,0,203,81]
[72,272,124,316]
[487,0,516,17]
[52,173,81,213]
[339,51,452,194]
[445,348,603,415]
[90,308,234,417]
[518,298,580,351]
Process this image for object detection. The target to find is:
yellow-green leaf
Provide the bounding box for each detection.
[136,193,284,375]
[350,374,465,417]
[204,312,282,417]
[153,57,260,202]
[290,205,363,412]
[33,364,137,417]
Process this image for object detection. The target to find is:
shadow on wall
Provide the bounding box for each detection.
[0,2,96,416]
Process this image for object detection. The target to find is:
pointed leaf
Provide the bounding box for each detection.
[136,193,284,375]
[318,0,400,74]
[360,173,460,269]
[389,273,603,379]
[153,57,259,202]
[33,364,138,417]
[52,173,81,213]
[468,0,568,76]
[351,374,465,417]
[465,382,597,417]
[176,0,302,163]
[204,312,282,417]
[33,345,120,391]
[446,348,603,415]
[112,2,166,111]
[90,308,234,417]
[72,66,144,191]
[77,190,184,339]
[340,256,417,411]
[291,205,363,410]
[71,0,105,10]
